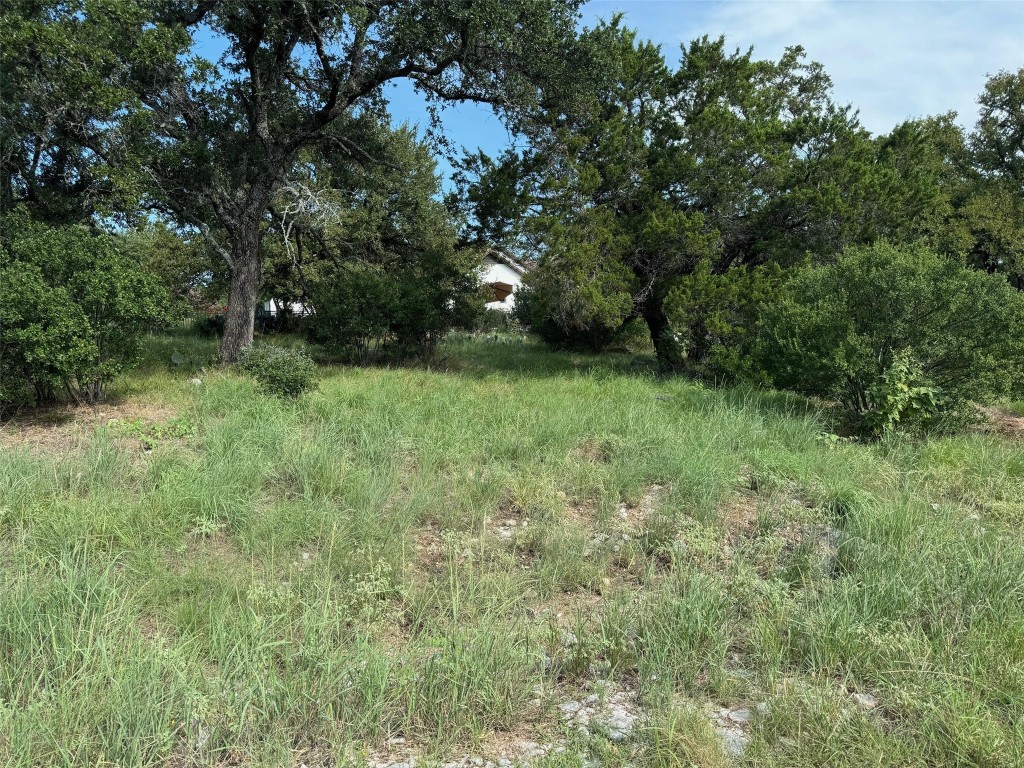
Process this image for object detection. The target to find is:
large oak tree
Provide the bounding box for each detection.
[4,0,585,361]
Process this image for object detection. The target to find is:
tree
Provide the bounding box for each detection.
[0,0,180,224]
[963,69,1024,285]
[67,0,579,361]
[460,24,874,367]
[122,222,221,318]
[971,68,1024,191]
[278,121,484,361]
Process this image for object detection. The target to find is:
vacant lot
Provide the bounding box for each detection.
[1,334,1022,767]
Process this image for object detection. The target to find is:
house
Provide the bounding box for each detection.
[259,298,312,318]
[481,249,531,312]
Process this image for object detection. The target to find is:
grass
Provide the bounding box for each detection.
[1,332,1023,766]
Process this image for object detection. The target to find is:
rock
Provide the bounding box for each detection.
[558,700,583,715]
[719,728,749,757]
[192,729,210,753]
[727,708,751,724]
[190,378,202,386]
[851,692,879,710]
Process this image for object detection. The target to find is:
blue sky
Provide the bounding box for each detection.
[382,0,1024,185]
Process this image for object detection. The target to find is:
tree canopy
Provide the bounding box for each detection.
[459,20,1024,370]
[3,0,586,359]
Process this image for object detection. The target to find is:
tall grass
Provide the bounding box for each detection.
[0,334,1021,766]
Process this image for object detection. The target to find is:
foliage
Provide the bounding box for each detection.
[111,415,196,451]
[664,260,787,382]
[861,350,942,436]
[0,211,169,408]
[460,24,884,366]
[970,67,1024,190]
[473,309,520,334]
[0,0,181,223]
[122,223,222,319]
[295,127,483,363]
[513,211,637,351]
[0,264,91,411]
[308,260,479,364]
[237,343,316,399]
[758,242,1024,433]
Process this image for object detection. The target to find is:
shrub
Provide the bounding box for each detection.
[474,308,519,334]
[237,343,317,398]
[306,257,481,363]
[758,241,1024,433]
[514,250,635,352]
[0,212,170,409]
[664,260,786,383]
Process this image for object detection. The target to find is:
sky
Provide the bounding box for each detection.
[382,0,1024,186]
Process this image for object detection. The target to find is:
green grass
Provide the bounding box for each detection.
[1,333,1023,766]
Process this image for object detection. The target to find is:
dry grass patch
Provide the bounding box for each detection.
[0,398,179,452]
[981,405,1024,439]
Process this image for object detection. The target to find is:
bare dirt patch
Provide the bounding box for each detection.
[410,523,448,574]
[720,493,760,540]
[176,530,258,576]
[530,586,608,627]
[0,399,179,453]
[615,483,665,529]
[982,406,1024,440]
[573,438,612,463]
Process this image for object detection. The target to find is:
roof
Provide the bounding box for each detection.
[484,248,535,275]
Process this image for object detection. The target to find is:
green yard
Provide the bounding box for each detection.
[1,334,1022,767]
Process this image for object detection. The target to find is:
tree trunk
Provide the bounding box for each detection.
[219,217,263,363]
[642,300,683,372]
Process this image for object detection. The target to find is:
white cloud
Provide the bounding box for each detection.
[680,0,1024,134]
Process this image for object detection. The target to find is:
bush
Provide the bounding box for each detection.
[0,212,170,410]
[237,343,317,398]
[514,262,635,352]
[664,260,786,383]
[758,242,1024,434]
[474,308,519,334]
[306,257,481,364]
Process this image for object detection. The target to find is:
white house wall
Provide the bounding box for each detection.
[480,259,524,312]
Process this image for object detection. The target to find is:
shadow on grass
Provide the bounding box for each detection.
[438,336,659,380]
[131,329,830,428]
